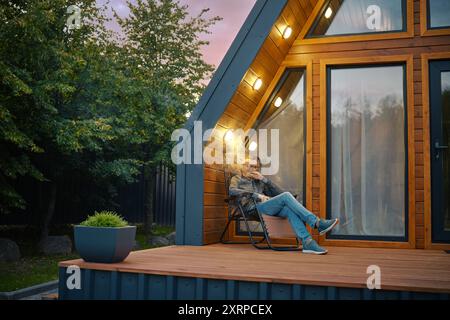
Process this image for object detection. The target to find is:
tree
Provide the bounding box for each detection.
[116,0,220,106]
[0,0,130,241]
[115,0,221,238]
[0,0,220,244]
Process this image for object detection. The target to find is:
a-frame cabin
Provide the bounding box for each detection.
[59,0,450,300]
[177,0,450,251]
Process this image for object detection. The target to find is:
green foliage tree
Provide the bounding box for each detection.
[0,0,220,243]
[114,0,221,237]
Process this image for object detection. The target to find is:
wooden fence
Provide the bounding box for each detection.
[0,163,176,227]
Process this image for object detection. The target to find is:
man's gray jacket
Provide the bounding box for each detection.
[228,175,284,211]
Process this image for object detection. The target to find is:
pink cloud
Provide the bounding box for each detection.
[97,0,256,68]
[178,0,256,67]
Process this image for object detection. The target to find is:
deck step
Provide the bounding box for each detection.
[42,293,58,300]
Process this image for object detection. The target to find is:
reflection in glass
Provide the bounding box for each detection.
[441,72,450,231]
[238,70,306,234]
[308,0,404,37]
[428,0,450,29]
[329,65,406,238]
[256,71,305,201]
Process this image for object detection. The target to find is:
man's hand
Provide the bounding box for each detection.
[259,194,271,202]
[248,171,265,181]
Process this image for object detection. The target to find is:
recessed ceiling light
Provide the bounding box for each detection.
[325,7,333,19]
[253,78,263,90]
[274,97,283,108]
[282,26,293,39]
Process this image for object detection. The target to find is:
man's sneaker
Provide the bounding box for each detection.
[302,238,328,255]
[318,218,339,235]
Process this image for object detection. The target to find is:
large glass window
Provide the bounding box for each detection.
[328,65,407,240]
[254,70,306,201]
[238,69,306,234]
[428,0,450,29]
[308,0,405,37]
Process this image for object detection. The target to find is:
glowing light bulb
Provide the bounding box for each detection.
[253,78,263,90]
[325,7,333,19]
[274,97,283,108]
[282,26,293,39]
[249,141,258,152]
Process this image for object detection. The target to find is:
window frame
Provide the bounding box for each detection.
[319,55,416,249]
[307,0,407,39]
[420,0,450,36]
[235,68,308,236]
[326,63,409,242]
[297,0,414,45]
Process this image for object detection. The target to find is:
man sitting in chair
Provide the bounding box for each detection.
[229,158,338,255]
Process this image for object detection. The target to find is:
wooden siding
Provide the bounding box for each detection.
[202,0,450,249]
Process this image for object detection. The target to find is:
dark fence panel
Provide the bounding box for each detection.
[154,165,176,227]
[0,163,176,227]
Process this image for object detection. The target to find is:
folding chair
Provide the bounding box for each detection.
[220,168,302,251]
[219,168,265,245]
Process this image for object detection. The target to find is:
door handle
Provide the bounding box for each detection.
[435,142,449,150]
[434,142,448,160]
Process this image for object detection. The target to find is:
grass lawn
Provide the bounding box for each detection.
[135,225,175,250]
[0,254,78,292]
[0,224,174,292]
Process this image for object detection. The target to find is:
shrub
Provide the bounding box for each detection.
[80,211,128,228]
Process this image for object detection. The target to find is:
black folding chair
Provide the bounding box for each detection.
[220,168,301,251]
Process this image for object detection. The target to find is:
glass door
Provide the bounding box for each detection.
[430,60,450,243]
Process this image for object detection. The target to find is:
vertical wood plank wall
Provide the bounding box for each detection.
[203,0,450,248]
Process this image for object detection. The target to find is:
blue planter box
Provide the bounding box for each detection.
[74,226,136,263]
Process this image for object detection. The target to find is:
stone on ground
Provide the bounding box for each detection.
[149,236,170,247]
[0,238,21,262]
[166,231,176,245]
[39,236,72,255]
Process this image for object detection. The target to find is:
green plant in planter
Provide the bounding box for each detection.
[80,211,128,228]
[75,211,136,263]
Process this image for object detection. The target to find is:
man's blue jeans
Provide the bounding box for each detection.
[256,192,318,242]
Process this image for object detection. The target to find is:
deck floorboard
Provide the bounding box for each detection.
[59,244,450,294]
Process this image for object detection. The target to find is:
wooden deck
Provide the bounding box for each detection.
[60,244,450,296]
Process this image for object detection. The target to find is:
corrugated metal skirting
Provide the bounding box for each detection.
[58,268,449,300]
